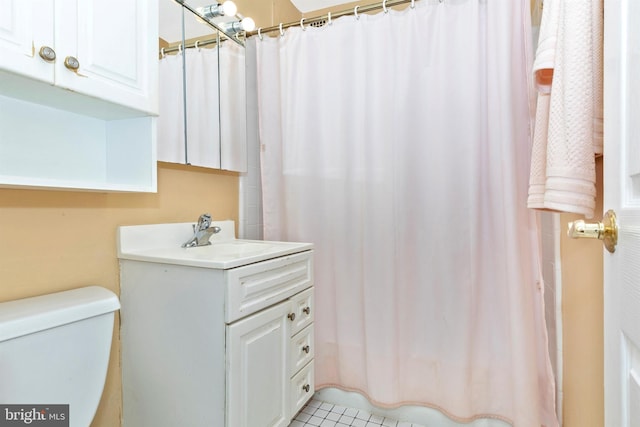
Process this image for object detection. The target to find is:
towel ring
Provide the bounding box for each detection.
[279,22,284,37]
[328,12,332,25]
[258,27,263,40]
[300,18,306,30]
[383,0,388,13]
[354,5,360,19]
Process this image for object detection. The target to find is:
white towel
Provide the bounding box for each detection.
[527,0,603,219]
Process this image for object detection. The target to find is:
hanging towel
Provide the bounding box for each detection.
[527,0,603,219]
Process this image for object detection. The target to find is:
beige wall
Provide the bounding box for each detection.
[0,163,238,426]
[561,157,604,427]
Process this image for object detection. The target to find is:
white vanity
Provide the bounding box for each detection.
[118,220,314,427]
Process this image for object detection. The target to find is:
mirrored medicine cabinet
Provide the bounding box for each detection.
[158,0,248,172]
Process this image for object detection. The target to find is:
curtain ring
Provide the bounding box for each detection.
[160,47,166,58]
[279,22,284,37]
[178,43,183,53]
[411,0,415,8]
[354,5,360,19]
[383,0,388,13]
[328,12,332,25]
[258,27,263,40]
[194,40,200,49]
[300,18,305,30]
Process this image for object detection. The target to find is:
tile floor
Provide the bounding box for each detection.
[289,398,426,427]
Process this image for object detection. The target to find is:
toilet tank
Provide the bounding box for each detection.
[0,286,120,427]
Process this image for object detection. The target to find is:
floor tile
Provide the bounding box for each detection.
[289,398,410,427]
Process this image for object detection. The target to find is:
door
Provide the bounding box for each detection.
[604,1,640,426]
[0,0,53,83]
[54,0,158,113]
[226,300,290,427]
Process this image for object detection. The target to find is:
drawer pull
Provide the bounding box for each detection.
[302,384,311,393]
[303,306,311,315]
[302,345,310,354]
[288,312,296,321]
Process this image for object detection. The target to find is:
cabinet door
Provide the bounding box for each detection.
[227,301,290,427]
[54,0,158,113]
[0,0,53,83]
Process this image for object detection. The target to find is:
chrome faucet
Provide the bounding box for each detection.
[181,213,221,248]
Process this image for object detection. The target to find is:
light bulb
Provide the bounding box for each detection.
[241,17,255,32]
[222,16,256,34]
[222,1,237,17]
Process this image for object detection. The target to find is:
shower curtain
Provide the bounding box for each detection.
[255,1,558,426]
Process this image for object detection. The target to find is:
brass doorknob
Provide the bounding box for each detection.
[567,209,618,253]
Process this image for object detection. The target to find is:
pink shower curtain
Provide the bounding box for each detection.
[255,1,557,425]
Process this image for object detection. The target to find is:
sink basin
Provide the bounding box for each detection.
[197,241,278,258]
[117,220,312,269]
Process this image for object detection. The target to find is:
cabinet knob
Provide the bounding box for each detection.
[302,306,311,315]
[39,46,56,62]
[287,312,296,321]
[302,384,311,393]
[64,56,80,71]
[302,345,310,354]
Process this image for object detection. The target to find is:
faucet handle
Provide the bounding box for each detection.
[196,213,212,231]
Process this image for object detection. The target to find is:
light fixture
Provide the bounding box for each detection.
[196,1,238,19]
[222,16,256,34]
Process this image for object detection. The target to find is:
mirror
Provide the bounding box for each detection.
[157,0,247,172]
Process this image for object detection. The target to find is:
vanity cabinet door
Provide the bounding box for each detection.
[0,0,54,83]
[227,300,290,427]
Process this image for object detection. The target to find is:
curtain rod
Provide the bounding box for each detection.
[161,35,224,55]
[246,0,420,38]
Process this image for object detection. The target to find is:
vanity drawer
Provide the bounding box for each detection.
[225,251,313,323]
[288,287,313,336]
[290,360,314,417]
[290,324,314,377]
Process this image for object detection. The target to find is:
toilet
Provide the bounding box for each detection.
[0,286,120,427]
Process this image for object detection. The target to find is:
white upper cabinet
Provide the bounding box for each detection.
[0,0,158,192]
[0,0,157,114]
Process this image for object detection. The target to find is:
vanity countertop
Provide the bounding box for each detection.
[117,220,312,269]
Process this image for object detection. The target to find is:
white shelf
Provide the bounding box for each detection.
[0,94,157,192]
